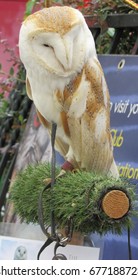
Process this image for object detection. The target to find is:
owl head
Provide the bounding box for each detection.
[19,6,97,77]
[13,246,27,260]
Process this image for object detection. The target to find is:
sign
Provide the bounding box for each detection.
[0,236,99,260]
[99,55,138,182]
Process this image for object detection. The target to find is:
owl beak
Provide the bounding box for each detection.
[65,52,72,70]
[63,38,73,71]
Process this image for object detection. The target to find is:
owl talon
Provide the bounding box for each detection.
[71,168,79,173]
[56,169,66,178]
[43,169,66,185]
[43,178,52,185]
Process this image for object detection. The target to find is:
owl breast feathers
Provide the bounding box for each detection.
[19,6,119,178]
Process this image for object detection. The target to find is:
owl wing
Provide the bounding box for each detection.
[26,77,33,100]
[62,57,118,176]
[26,76,69,160]
[37,108,69,158]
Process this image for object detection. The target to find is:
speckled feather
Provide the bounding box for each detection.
[24,6,80,36]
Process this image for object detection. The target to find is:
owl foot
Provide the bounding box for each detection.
[43,169,66,185]
[62,161,80,174]
[61,161,74,172]
[43,178,52,185]
[71,168,79,173]
[43,161,76,185]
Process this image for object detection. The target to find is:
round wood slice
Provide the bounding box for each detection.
[102,190,130,219]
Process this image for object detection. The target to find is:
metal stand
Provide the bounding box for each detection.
[37,122,73,260]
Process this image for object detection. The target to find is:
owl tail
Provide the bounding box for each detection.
[108,159,119,179]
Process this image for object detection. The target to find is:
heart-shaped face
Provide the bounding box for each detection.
[123,0,138,10]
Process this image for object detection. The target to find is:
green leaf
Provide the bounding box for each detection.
[0,92,4,99]
[25,0,37,16]
[0,63,2,71]
[107,28,115,38]
[18,114,24,124]
[9,67,14,76]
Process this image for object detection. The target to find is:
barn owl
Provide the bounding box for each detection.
[19,6,119,178]
[13,246,27,260]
